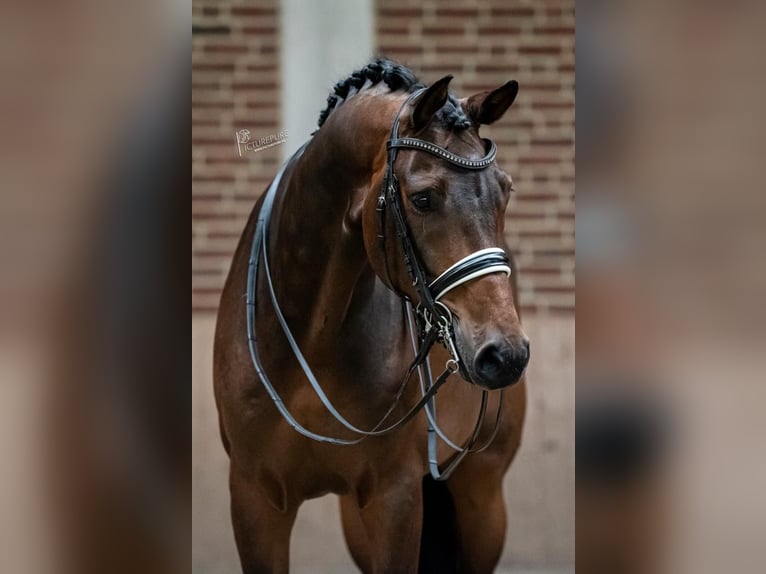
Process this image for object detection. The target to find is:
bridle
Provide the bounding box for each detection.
[378,89,511,365]
[246,88,511,480]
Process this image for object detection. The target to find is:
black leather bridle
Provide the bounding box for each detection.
[246,88,511,480]
[377,89,511,364]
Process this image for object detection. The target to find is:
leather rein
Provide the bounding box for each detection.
[246,88,511,480]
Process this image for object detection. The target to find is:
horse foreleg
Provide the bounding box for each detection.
[447,466,508,574]
[229,464,297,574]
[339,494,373,572]
[347,474,423,574]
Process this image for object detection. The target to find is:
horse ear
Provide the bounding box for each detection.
[411,75,453,132]
[464,80,519,125]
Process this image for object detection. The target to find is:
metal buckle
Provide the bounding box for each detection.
[432,303,459,364]
[415,303,432,336]
[416,302,461,366]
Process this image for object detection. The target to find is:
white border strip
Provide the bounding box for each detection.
[433,264,511,301]
[429,247,511,300]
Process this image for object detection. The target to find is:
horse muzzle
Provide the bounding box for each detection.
[472,336,530,389]
[452,320,529,389]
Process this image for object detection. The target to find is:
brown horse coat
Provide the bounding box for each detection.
[214,62,527,574]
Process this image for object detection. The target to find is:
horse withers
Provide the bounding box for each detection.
[214,59,528,573]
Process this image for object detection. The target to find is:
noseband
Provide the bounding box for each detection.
[246,88,510,480]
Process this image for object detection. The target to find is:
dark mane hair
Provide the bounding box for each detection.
[317,57,471,131]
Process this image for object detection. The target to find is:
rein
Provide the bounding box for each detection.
[246,88,511,479]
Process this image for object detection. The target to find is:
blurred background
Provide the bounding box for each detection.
[0,2,188,574]
[192,0,574,573]
[577,1,766,573]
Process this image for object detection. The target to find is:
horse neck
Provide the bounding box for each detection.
[266,94,402,349]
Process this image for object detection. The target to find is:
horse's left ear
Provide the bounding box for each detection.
[411,75,453,132]
[464,80,519,125]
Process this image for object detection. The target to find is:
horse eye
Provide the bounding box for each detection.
[410,192,432,211]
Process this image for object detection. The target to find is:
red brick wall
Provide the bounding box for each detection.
[192,0,574,314]
[377,0,575,314]
[192,0,281,311]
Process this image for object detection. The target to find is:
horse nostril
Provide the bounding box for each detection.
[475,342,507,382]
[474,339,529,388]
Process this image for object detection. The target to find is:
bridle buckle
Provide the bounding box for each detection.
[415,301,461,367]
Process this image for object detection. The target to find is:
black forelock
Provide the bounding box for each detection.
[436,96,472,131]
[316,58,471,131]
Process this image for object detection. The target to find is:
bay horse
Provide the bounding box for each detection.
[214,59,529,574]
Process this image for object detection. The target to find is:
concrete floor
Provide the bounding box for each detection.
[193,314,574,573]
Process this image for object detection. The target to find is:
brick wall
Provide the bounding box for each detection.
[376,0,575,314]
[192,0,574,314]
[192,0,281,311]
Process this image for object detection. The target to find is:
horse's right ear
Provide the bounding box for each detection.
[411,75,453,132]
[464,80,519,125]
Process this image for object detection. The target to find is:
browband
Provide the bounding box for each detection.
[387,137,496,169]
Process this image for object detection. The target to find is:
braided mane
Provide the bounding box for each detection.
[317,58,471,130]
